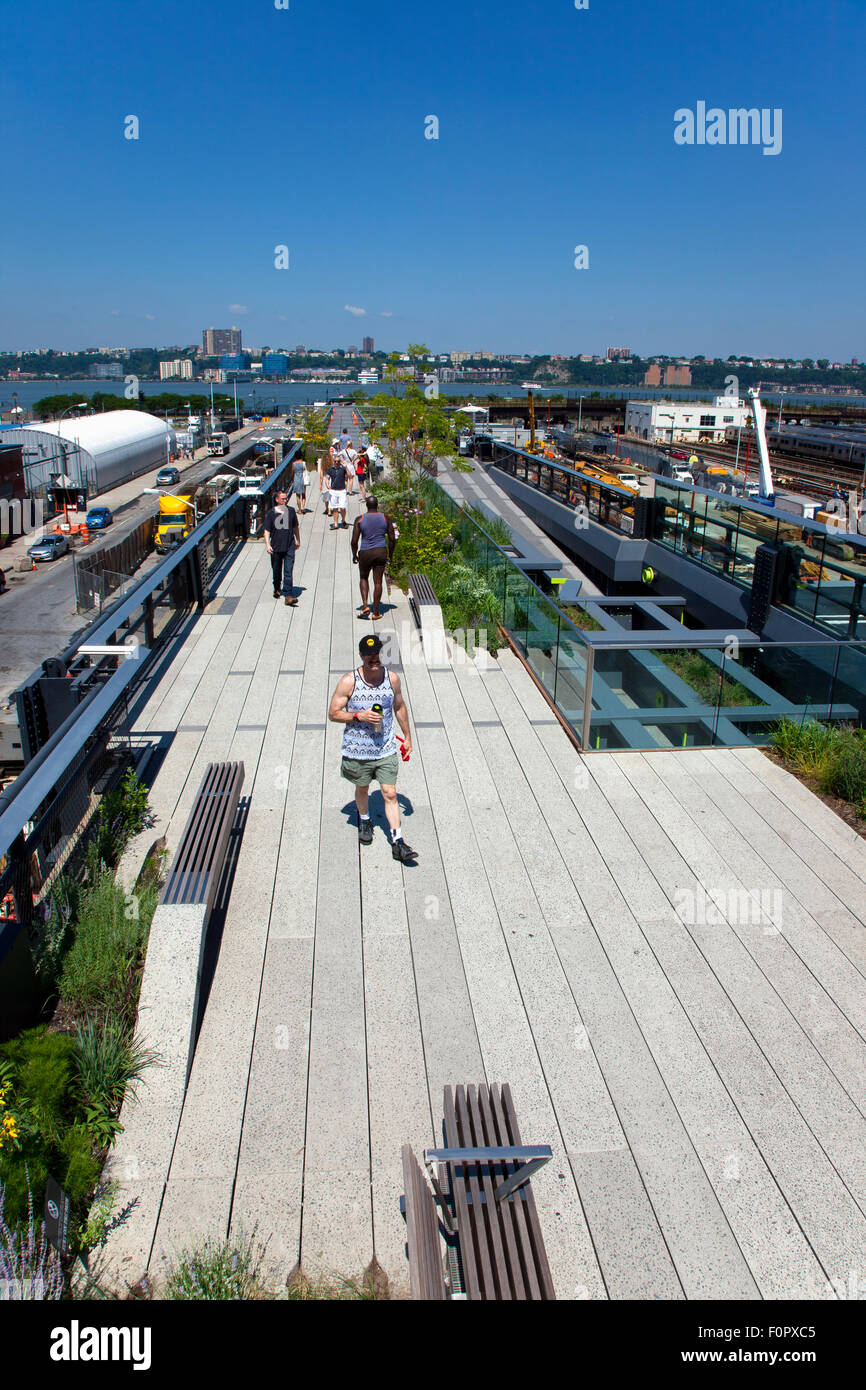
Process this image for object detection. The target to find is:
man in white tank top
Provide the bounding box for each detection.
[328,633,416,862]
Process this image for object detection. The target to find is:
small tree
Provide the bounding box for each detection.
[297,405,330,464]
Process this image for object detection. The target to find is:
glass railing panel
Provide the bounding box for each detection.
[830,643,866,725]
[743,644,843,729]
[503,569,535,654]
[524,595,562,701]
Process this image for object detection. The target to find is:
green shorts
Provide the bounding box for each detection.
[340,752,400,787]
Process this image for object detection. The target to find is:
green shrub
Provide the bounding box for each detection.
[0,1028,74,1146]
[0,1029,77,1226]
[820,737,866,809]
[86,769,150,874]
[771,718,866,817]
[57,872,155,1027]
[164,1233,267,1300]
[72,1017,160,1117]
[60,1126,101,1206]
[31,876,78,986]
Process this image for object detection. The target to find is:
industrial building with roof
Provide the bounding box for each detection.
[3,410,176,500]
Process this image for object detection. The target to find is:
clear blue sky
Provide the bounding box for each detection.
[2,0,863,359]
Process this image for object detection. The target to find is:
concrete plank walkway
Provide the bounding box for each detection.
[113,488,866,1300]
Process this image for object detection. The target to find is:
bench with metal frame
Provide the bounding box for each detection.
[401,1083,556,1300]
[161,761,245,912]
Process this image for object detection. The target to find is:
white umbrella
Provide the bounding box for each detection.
[457,404,487,413]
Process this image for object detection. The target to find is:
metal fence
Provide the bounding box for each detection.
[0,651,146,969]
[74,515,155,612]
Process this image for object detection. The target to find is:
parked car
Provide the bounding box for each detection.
[156,467,181,486]
[85,507,113,530]
[28,534,70,562]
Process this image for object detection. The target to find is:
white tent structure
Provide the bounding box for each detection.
[5,411,176,498]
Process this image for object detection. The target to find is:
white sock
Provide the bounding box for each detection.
[391,827,402,842]
[360,813,370,822]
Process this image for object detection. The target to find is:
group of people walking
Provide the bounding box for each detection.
[264,419,415,862]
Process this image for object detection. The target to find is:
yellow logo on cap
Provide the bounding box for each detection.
[364,637,376,648]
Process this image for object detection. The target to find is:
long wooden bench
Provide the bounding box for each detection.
[407,571,438,614]
[402,1083,556,1300]
[161,761,245,912]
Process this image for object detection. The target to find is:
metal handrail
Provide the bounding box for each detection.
[0,648,148,860]
[57,440,301,657]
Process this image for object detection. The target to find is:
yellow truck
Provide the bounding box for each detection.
[154,492,195,553]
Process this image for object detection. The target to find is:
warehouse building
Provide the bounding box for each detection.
[626,395,750,443]
[4,410,176,501]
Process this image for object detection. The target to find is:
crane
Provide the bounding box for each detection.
[747,388,775,504]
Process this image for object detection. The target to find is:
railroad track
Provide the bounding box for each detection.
[676,440,862,499]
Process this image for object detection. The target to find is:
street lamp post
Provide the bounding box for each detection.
[659,411,676,455]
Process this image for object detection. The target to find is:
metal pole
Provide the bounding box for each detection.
[578,396,583,432]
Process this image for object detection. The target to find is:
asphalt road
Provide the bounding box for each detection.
[0,427,295,705]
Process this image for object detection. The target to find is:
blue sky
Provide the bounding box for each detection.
[2,0,863,358]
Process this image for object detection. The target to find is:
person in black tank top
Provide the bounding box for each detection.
[351,496,396,619]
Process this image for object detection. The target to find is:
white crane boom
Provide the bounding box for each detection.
[747,388,775,503]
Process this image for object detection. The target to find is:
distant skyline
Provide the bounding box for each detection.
[2,0,863,358]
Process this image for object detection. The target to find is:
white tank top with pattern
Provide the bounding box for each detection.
[341,666,397,759]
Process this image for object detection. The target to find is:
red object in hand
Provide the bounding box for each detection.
[397,735,410,762]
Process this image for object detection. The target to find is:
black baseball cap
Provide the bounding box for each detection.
[359,634,382,656]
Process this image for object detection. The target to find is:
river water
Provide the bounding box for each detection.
[2,379,864,415]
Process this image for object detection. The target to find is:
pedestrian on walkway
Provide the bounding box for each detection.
[327,454,349,529]
[291,453,309,514]
[354,448,369,501]
[344,443,358,495]
[264,489,301,605]
[317,453,331,516]
[329,633,416,861]
[339,426,351,454]
[351,495,394,620]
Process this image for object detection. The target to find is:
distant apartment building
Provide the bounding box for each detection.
[644,363,692,388]
[362,336,374,354]
[450,350,472,365]
[203,326,243,357]
[159,359,194,381]
[606,347,631,362]
[262,353,288,376]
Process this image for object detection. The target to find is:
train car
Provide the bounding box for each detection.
[763,426,866,469]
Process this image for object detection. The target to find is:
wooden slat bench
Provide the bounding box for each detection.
[408,572,438,613]
[161,761,245,912]
[401,1083,556,1300]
